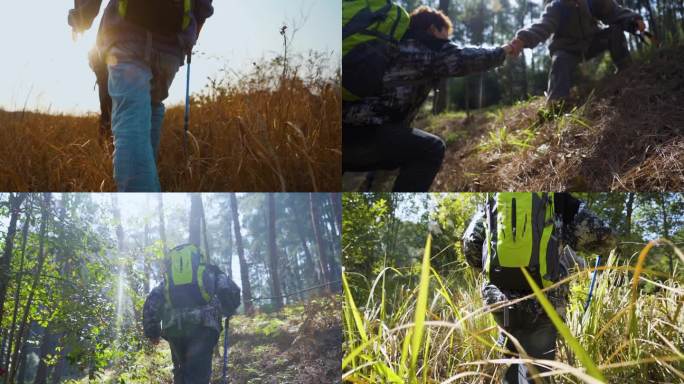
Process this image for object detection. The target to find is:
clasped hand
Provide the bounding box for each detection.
[502,37,525,58]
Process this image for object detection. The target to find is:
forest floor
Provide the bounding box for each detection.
[73,295,342,384]
[219,295,342,384]
[343,43,684,192]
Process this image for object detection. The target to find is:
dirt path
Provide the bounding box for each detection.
[215,296,342,384]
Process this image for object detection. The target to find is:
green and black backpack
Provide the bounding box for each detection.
[118,0,193,35]
[164,244,214,309]
[484,193,561,291]
[342,0,410,101]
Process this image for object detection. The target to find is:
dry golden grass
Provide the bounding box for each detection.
[0,61,340,192]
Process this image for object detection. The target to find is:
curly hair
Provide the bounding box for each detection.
[408,6,453,35]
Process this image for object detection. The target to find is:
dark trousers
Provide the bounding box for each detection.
[493,311,557,384]
[343,124,446,192]
[548,26,632,100]
[165,326,219,384]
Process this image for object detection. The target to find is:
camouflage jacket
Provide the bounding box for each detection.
[462,194,616,318]
[142,265,241,339]
[516,0,642,55]
[343,35,505,128]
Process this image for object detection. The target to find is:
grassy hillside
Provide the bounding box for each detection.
[426,44,684,191]
[0,68,341,192]
[343,239,684,383]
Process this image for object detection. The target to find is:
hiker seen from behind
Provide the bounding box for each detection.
[462,192,616,384]
[143,244,240,384]
[68,0,214,192]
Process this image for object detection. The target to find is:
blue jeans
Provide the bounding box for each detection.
[107,43,182,191]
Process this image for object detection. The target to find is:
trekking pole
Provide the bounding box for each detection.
[583,255,601,314]
[183,51,192,160]
[222,317,230,384]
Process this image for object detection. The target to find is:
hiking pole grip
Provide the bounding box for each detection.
[222,317,229,384]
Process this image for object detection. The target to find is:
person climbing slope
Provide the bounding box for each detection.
[506,0,646,106]
[143,244,240,384]
[68,0,214,191]
[462,193,616,383]
[343,3,515,192]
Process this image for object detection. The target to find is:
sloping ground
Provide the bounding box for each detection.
[216,295,342,384]
[431,44,684,191]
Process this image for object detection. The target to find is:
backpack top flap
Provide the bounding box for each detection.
[164,244,212,308]
[342,0,410,101]
[485,193,559,290]
[119,0,193,35]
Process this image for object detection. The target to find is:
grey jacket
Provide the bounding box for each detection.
[516,0,642,54]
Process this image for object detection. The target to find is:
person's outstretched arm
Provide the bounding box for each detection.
[142,284,165,343]
[462,207,487,270]
[430,42,506,79]
[512,1,562,52]
[68,0,103,33]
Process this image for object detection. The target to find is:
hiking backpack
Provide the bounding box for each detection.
[164,244,214,309]
[484,193,561,291]
[342,0,410,101]
[118,0,193,36]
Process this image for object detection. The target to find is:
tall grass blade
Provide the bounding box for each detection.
[408,234,433,382]
[629,240,658,335]
[520,267,607,382]
[343,269,368,343]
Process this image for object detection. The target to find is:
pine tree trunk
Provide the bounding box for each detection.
[33,330,56,384]
[230,194,254,315]
[295,214,319,286]
[189,194,203,248]
[330,193,342,237]
[267,195,284,310]
[143,219,151,294]
[35,196,70,384]
[3,198,31,374]
[49,351,68,384]
[0,193,27,328]
[309,194,332,292]
[158,194,168,256]
[9,193,51,384]
[200,200,212,263]
[111,195,125,252]
[624,193,635,236]
[225,204,234,279]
